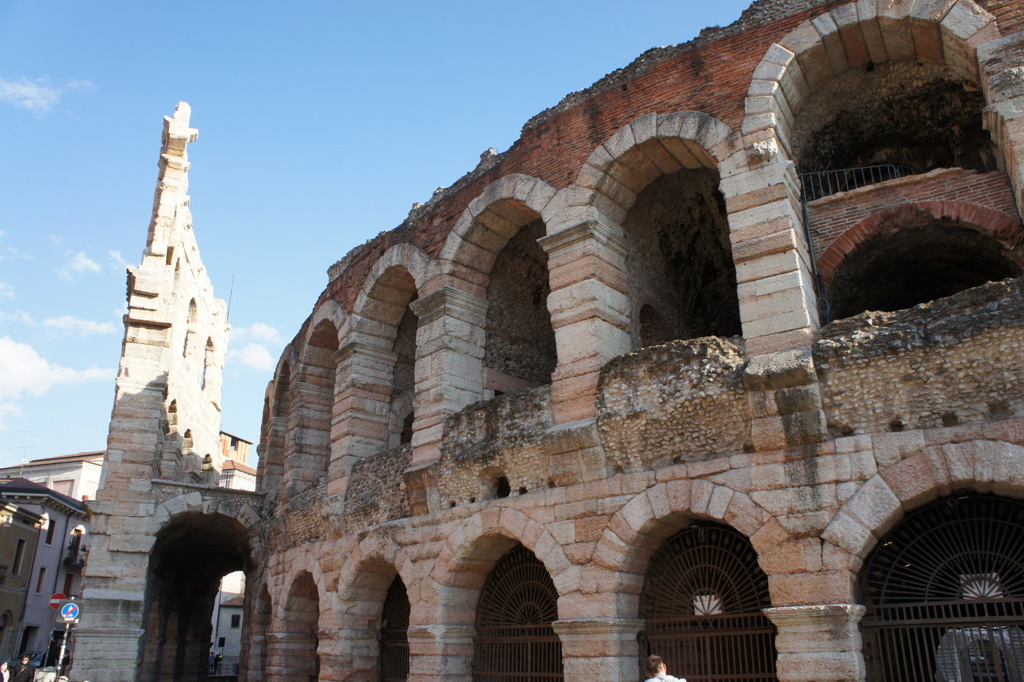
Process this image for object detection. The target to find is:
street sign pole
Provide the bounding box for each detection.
[56,621,70,679]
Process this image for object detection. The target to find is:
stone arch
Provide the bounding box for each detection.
[139,508,255,681]
[594,480,771,592]
[818,199,1024,318]
[334,534,418,680]
[439,173,557,284]
[437,175,560,393]
[822,438,1024,567]
[743,0,999,165]
[352,244,430,337]
[559,112,743,348]
[428,508,573,627]
[257,348,296,495]
[271,569,322,681]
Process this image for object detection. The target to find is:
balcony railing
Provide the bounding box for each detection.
[800,164,918,201]
[64,546,87,569]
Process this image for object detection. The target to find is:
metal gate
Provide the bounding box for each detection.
[379,577,410,682]
[474,544,563,681]
[861,494,1024,682]
[640,523,777,681]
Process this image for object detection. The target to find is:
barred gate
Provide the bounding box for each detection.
[473,544,563,682]
[640,523,777,682]
[861,494,1024,682]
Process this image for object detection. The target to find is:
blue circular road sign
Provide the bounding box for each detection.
[60,603,80,620]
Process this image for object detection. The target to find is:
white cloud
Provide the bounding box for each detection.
[231,322,283,344]
[108,250,131,271]
[0,337,114,428]
[228,343,276,371]
[48,235,63,247]
[0,282,13,302]
[57,251,102,281]
[43,315,118,335]
[0,77,94,116]
[0,311,33,325]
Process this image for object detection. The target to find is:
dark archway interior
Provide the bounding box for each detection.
[624,168,741,346]
[794,63,996,175]
[828,224,1021,320]
[140,513,252,682]
[485,218,557,386]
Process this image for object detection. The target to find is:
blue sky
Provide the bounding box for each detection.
[0,1,754,469]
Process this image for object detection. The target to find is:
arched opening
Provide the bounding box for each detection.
[240,583,272,681]
[473,544,562,681]
[623,168,741,347]
[484,216,557,391]
[285,319,339,493]
[828,221,1022,319]
[860,493,1024,682]
[794,62,996,181]
[201,337,214,390]
[139,512,252,682]
[258,363,291,494]
[379,576,410,682]
[183,299,197,358]
[640,522,776,682]
[390,304,418,448]
[281,572,320,682]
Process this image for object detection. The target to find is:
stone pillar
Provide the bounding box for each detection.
[980,31,1024,216]
[407,624,475,682]
[284,375,333,495]
[326,341,397,496]
[266,631,319,681]
[69,625,144,682]
[539,221,630,424]
[764,604,866,682]
[406,287,487,471]
[720,144,820,355]
[552,618,644,682]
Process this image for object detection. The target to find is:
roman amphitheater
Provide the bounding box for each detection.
[72,0,1024,680]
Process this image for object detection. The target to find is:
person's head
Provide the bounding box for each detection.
[645,655,667,676]
[0,661,7,671]
[19,656,29,666]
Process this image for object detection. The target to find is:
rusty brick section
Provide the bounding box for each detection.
[77,2,1024,681]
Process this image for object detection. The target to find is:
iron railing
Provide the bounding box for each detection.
[800,164,918,201]
[643,613,778,682]
[473,625,563,681]
[863,599,1024,681]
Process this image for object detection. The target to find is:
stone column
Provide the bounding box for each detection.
[407,624,475,682]
[539,221,630,424]
[764,604,866,682]
[552,618,644,682]
[405,288,487,511]
[326,341,397,496]
[69,624,144,682]
[266,631,320,681]
[980,31,1024,216]
[720,138,820,355]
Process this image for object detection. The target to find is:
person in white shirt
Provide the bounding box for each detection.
[643,654,686,682]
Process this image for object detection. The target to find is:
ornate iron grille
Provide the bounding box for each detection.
[640,523,777,682]
[474,544,563,681]
[379,577,410,682]
[861,494,1024,682]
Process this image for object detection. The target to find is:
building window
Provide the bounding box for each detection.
[45,520,56,545]
[217,637,226,648]
[230,614,241,628]
[52,480,74,497]
[63,573,74,596]
[35,567,46,593]
[12,540,25,575]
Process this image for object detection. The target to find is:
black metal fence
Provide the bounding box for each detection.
[863,599,1024,682]
[473,625,563,681]
[643,613,778,682]
[800,164,918,201]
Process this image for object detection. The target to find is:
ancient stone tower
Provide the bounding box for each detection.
[76,1,1024,680]
[74,103,261,681]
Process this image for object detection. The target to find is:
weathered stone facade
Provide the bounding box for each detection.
[77,1,1024,680]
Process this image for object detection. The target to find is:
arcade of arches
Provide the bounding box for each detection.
[75,1,1024,681]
